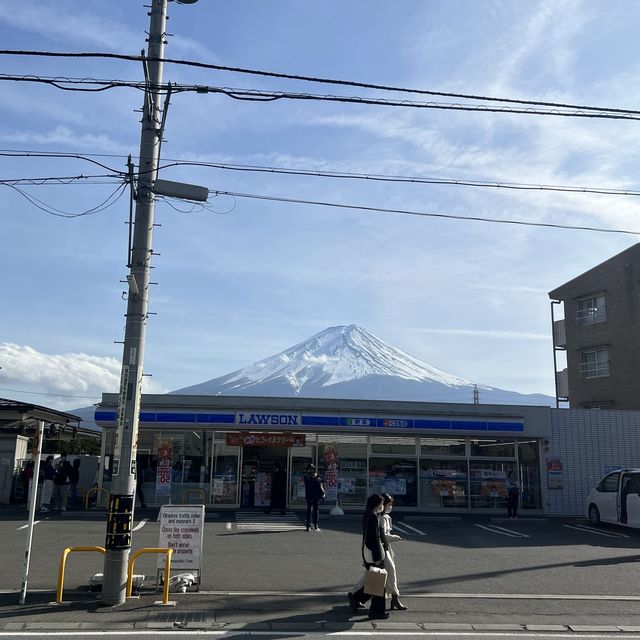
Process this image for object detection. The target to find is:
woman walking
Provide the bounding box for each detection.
[381,493,407,610]
[348,494,388,620]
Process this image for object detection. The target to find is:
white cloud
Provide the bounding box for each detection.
[0,4,139,50]
[0,343,166,410]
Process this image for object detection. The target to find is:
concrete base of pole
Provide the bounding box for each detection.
[330,503,344,516]
[101,549,130,606]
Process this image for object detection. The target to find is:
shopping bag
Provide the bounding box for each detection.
[363,566,387,597]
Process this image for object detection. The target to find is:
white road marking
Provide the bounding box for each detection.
[194,589,640,601]
[395,521,426,535]
[132,518,148,532]
[390,522,413,535]
[474,523,528,538]
[485,523,530,538]
[563,524,629,538]
[15,521,41,530]
[235,513,306,532]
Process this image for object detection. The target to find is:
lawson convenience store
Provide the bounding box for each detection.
[95,394,551,513]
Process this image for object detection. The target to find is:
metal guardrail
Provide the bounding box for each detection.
[127,547,174,605]
[56,546,106,604]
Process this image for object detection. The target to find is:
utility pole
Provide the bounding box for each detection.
[101,0,168,606]
[102,0,204,606]
[473,384,479,404]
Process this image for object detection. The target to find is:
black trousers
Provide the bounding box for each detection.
[306,499,319,527]
[352,563,386,615]
[507,495,518,518]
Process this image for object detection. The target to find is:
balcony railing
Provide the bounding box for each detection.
[576,306,606,326]
[580,361,609,378]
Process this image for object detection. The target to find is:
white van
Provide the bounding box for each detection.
[585,469,640,527]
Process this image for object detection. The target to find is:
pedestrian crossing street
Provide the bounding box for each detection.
[234,511,308,532]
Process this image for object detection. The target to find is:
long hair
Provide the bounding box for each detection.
[363,493,383,529]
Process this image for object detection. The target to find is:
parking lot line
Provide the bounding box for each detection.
[15,521,41,530]
[562,524,629,538]
[132,518,148,532]
[396,521,426,535]
[474,523,529,538]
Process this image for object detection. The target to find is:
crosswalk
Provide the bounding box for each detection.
[234,511,307,532]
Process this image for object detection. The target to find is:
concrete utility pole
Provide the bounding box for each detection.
[102,0,204,606]
[101,0,168,605]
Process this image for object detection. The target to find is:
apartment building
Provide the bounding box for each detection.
[549,243,640,409]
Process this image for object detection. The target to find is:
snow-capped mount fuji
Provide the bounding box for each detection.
[172,325,553,406]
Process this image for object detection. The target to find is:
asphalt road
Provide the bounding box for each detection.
[3,508,640,632]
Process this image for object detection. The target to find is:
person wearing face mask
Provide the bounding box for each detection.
[381,493,407,610]
[348,493,388,620]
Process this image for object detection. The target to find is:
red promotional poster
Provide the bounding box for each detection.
[155,436,173,498]
[226,432,306,447]
[323,442,338,502]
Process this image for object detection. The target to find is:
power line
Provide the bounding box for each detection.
[0,386,101,400]
[3,149,640,200]
[1,49,639,116]
[4,181,128,218]
[2,74,640,121]
[159,160,640,198]
[210,189,640,236]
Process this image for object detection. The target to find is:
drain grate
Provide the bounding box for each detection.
[148,611,213,624]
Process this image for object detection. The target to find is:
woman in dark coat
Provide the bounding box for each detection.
[349,493,388,620]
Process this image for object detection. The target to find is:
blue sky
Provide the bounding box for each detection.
[2,0,640,410]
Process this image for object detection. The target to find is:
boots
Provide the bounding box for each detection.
[390,594,408,610]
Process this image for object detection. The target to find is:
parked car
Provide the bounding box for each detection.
[586,469,640,527]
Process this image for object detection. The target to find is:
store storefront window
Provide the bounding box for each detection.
[469,438,516,457]
[369,457,417,507]
[420,437,466,457]
[469,461,515,509]
[518,440,541,509]
[213,435,240,505]
[370,436,417,455]
[420,459,468,508]
[317,435,367,507]
[289,434,317,507]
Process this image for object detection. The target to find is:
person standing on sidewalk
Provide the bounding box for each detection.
[349,493,388,620]
[381,493,407,610]
[52,453,72,512]
[303,463,325,531]
[40,455,55,513]
[505,471,520,519]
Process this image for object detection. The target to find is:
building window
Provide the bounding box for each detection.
[581,348,609,378]
[576,295,606,326]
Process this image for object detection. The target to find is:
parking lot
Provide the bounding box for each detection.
[4,510,640,600]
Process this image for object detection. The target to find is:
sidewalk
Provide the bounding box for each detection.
[3,590,640,634]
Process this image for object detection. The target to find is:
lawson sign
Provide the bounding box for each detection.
[236,412,300,426]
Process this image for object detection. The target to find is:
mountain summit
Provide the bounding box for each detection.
[173,325,553,406]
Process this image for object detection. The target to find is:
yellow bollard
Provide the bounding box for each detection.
[56,546,106,604]
[84,487,110,510]
[127,547,174,605]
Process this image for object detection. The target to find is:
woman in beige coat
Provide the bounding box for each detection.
[381,493,407,610]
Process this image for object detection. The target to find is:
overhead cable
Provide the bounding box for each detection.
[1,74,639,121]
[1,49,639,116]
[210,189,640,236]
[2,149,639,199]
